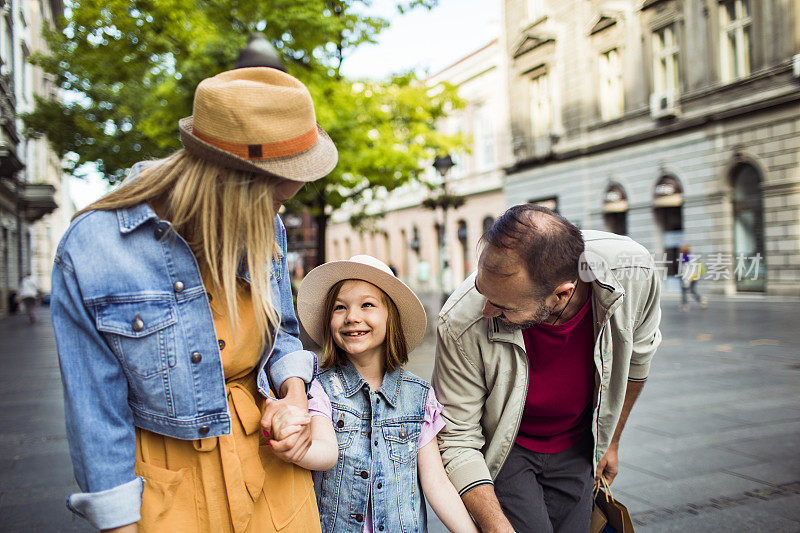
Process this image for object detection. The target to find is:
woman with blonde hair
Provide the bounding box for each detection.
[51,68,337,532]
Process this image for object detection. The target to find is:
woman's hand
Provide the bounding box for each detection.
[269,404,310,442]
[261,377,313,463]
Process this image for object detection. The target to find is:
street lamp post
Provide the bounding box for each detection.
[235,33,285,71]
[424,155,463,307]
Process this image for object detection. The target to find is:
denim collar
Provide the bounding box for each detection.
[336,358,402,408]
[116,202,159,234]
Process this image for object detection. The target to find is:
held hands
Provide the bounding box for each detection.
[260,378,312,464]
[267,403,311,463]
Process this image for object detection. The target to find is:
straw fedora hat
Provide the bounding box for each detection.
[179,67,337,181]
[297,255,427,353]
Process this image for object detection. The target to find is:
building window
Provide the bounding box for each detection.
[456,220,470,279]
[527,0,545,21]
[653,25,679,94]
[1,14,13,71]
[529,73,552,137]
[482,216,495,236]
[720,0,752,81]
[528,197,559,213]
[731,163,765,291]
[603,183,628,236]
[474,104,494,171]
[653,175,684,277]
[410,226,420,254]
[599,48,624,121]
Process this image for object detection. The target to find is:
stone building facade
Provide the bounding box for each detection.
[325,39,511,296]
[0,0,64,315]
[502,0,799,295]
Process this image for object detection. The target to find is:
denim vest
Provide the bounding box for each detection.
[50,163,316,530]
[313,360,430,533]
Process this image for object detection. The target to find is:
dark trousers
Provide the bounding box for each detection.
[495,436,594,533]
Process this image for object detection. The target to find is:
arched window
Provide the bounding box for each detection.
[732,163,765,291]
[653,175,683,276]
[482,216,495,236]
[457,220,470,279]
[603,183,628,235]
[410,226,420,254]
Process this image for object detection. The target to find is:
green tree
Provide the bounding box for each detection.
[24,0,463,263]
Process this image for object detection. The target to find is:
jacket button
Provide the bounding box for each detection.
[131,315,144,332]
[360,470,369,479]
[355,514,364,523]
[153,222,170,240]
[336,419,344,428]
[374,440,378,446]
[198,426,210,435]
[379,527,384,531]
[377,482,382,489]
[173,281,185,293]
[191,352,202,364]
[218,339,226,350]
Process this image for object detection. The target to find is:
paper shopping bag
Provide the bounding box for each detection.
[591,477,635,533]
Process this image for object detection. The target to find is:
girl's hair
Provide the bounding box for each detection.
[321,279,408,372]
[75,150,281,347]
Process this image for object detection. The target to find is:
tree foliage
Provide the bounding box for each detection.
[24,0,463,212]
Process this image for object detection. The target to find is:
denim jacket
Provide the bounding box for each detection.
[313,360,430,533]
[51,164,316,530]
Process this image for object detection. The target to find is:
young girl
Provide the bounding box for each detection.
[292,255,479,533]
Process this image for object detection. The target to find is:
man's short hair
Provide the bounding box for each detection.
[482,204,585,295]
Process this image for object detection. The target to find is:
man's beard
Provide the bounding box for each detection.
[500,300,554,331]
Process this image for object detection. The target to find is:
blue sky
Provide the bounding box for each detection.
[341,0,501,80]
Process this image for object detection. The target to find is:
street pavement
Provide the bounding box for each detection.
[1,294,799,532]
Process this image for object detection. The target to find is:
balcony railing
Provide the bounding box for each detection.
[21,182,57,222]
[512,133,555,163]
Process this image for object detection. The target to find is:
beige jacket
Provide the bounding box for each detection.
[432,230,662,495]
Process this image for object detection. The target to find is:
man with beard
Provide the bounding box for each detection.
[432,204,662,533]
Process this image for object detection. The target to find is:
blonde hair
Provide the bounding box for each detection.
[77,150,282,347]
[320,280,408,372]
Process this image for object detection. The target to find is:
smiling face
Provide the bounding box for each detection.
[329,280,389,363]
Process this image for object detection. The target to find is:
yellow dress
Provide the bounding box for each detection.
[134,282,321,533]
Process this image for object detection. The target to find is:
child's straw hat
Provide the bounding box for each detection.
[297,255,427,352]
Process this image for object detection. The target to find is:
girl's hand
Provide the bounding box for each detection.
[270,429,313,464]
[269,404,311,442]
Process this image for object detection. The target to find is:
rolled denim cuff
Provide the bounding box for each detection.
[66,477,143,530]
[269,349,316,394]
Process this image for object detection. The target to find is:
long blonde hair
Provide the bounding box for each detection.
[78,150,282,346]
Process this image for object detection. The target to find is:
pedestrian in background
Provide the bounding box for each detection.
[51,68,337,532]
[296,255,478,533]
[679,244,708,312]
[19,272,38,323]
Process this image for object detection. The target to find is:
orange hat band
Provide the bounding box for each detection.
[193,127,318,160]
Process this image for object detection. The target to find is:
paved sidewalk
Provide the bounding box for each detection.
[1,297,798,532]
[0,308,92,532]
